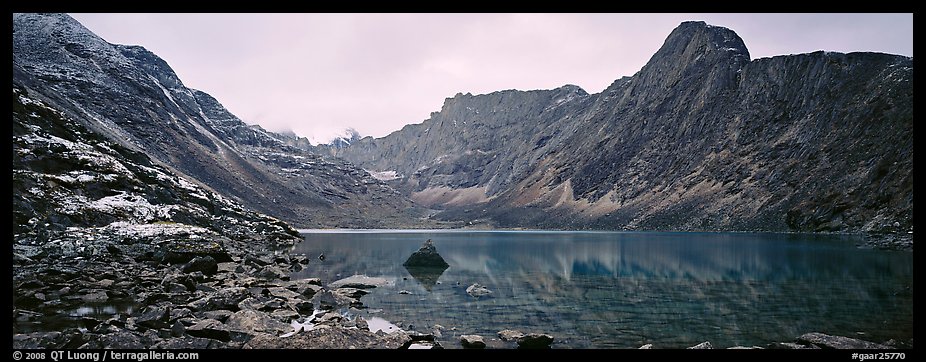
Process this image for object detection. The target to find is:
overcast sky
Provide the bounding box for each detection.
[70,13,913,144]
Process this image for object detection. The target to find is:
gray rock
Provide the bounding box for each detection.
[238,297,272,311]
[153,336,223,349]
[267,287,301,299]
[182,256,218,275]
[170,320,186,337]
[797,332,891,349]
[12,331,66,349]
[335,287,370,299]
[270,309,300,322]
[201,287,249,311]
[186,319,229,342]
[225,310,292,336]
[403,240,450,268]
[466,283,492,297]
[256,266,289,281]
[99,330,146,349]
[136,305,170,329]
[80,289,110,303]
[329,275,390,289]
[517,333,554,349]
[687,341,713,349]
[162,239,232,264]
[498,329,524,341]
[310,289,355,311]
[460,334,486,349]
[201,310,233,323]
[766,342,816,349]
[244,326,411,349]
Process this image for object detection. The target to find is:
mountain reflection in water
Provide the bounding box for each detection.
[290,231,912,348]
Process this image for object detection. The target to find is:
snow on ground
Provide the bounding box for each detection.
[102,221,209,239]
[366,169,401,181]
[57,191,180,222]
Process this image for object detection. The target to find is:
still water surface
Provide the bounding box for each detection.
[291,230,912,348]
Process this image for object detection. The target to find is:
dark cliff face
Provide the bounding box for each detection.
[13,13,428,229]
[332,21,912,233]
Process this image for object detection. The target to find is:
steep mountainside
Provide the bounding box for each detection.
[331,21,913,233]
[13,84,300,257]
[13,13,429,229]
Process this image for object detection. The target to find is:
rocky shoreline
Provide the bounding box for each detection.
[12,225,912,349]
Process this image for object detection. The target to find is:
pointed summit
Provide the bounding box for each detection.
[656,21,750,62]
[619,21,751,110]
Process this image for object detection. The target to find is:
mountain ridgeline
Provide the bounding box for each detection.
[327,21,913,233]
[13,14,912,234]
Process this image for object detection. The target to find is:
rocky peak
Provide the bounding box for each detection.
[608,21,750,115]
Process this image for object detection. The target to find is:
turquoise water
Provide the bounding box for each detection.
[290,231,913,348]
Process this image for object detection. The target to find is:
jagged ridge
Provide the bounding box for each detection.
[331,21,913,233]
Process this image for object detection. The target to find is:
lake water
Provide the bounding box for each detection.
[290,230,913,349]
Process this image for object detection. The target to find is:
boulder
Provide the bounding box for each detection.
[256,266,289,281]
[461,334,486,349]
[797,333,891,349]
[403,239,449,268]
[498,329,524,341]
[517,333,554,349]
[182,256,218,275]
[135,305,169,329]
[186,319,230,342]
[225,310,292,336]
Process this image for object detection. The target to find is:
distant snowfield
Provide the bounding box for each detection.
[365,169,401,181]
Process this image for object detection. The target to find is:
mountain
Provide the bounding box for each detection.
[328,21,913,233]
[12,13,430,229]
[13,83,303,244]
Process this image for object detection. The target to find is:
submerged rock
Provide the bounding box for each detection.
[466,283,492,298]
[403,239,449,268]
[687,341,713,349]
[329,275,390,289]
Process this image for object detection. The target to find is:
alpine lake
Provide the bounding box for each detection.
[290,230,913,349]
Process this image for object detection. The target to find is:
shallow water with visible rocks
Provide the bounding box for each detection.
[291,230,913,349]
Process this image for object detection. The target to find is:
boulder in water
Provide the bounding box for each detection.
[403,239,449,268]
